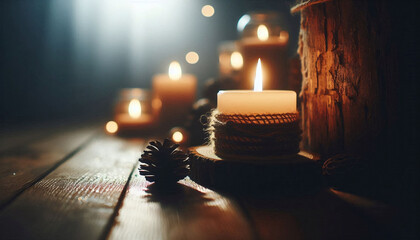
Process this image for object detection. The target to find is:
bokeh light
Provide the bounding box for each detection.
[186,51,199,64]
[201,5,215,17]
[105,121,118,134]
[172,131,184,143]
[237,14,250,32]
[169,127,188,145]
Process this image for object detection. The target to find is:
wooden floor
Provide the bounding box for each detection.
[0,123,405,240]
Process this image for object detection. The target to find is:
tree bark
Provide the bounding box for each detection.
[297,0,399,161]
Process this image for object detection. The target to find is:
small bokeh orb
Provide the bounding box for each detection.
[186,51,199,64]
[169,127,189,146]
[105,121,118,134]
[201,5,215,17]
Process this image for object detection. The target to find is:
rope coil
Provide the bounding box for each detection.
[210,111,302,159]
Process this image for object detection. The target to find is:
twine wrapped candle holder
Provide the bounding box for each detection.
[210,110,301,160]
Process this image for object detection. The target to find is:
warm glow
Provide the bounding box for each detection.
[172,131,184,143]
[230,51,243,70]
[219,53,230,67]
[128,99,142,118]
[201,5,215,17]
[254,58,263,92]
[186,51,199,64]
[279,31,289,44]
[105,121,118,134]
[152,98,162,110]
[168,61,182,80]
[257,25,269,41]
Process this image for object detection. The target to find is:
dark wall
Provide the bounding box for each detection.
[0,0,300,126]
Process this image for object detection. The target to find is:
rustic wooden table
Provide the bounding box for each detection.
[0,123,403,240]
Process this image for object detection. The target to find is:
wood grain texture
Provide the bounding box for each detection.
[108,176,254,240]
[0,121,98,152]
[0,126,46,152]
[0,125,97,207]
[0,122,71,152]
[0,134,144,240]
[298,0,398,160]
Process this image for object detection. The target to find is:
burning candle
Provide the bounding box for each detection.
[218,41,243,77]
[239,21,289,90]
[152,61,197,129]
[115,99,153,125]
[217,59,296,114]
[114,89,155,130]
[213,59,300,158]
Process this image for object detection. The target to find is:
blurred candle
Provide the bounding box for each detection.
[152,61,197,129]
[218,41,242,77]
[239,17,289,90]
[114,89,154,130]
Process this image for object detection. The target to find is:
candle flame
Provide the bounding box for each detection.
[230,51,243,70]
[172,131,184,143]
[254,58,263,92]
[257,25,269,41]
[169,61,182,80]
[128,99,141,118]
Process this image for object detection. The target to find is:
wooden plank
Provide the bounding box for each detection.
[0,120,95,152]
[107,176,255,240]
[239,189,395,240]
[0,125,97,207]
[0,125,47,152]
[0,134,144,240]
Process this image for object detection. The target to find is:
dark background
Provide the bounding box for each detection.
[0,0,300,126]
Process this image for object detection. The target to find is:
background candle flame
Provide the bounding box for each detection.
[168,61,182,80]
[254,58,263,91]
[257,25,269,41]
[230,51,243,70]
[128,99,142,118]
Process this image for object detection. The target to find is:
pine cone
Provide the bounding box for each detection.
[139,139,189,185]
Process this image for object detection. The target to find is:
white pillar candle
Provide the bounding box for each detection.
[152,61,197,128]
[217,59,296,115]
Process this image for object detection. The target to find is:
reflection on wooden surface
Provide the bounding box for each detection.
[0,124,405,239]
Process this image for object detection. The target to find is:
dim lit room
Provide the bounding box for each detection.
[0,0,418,239]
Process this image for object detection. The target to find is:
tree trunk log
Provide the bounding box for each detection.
[297,0,398,161]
